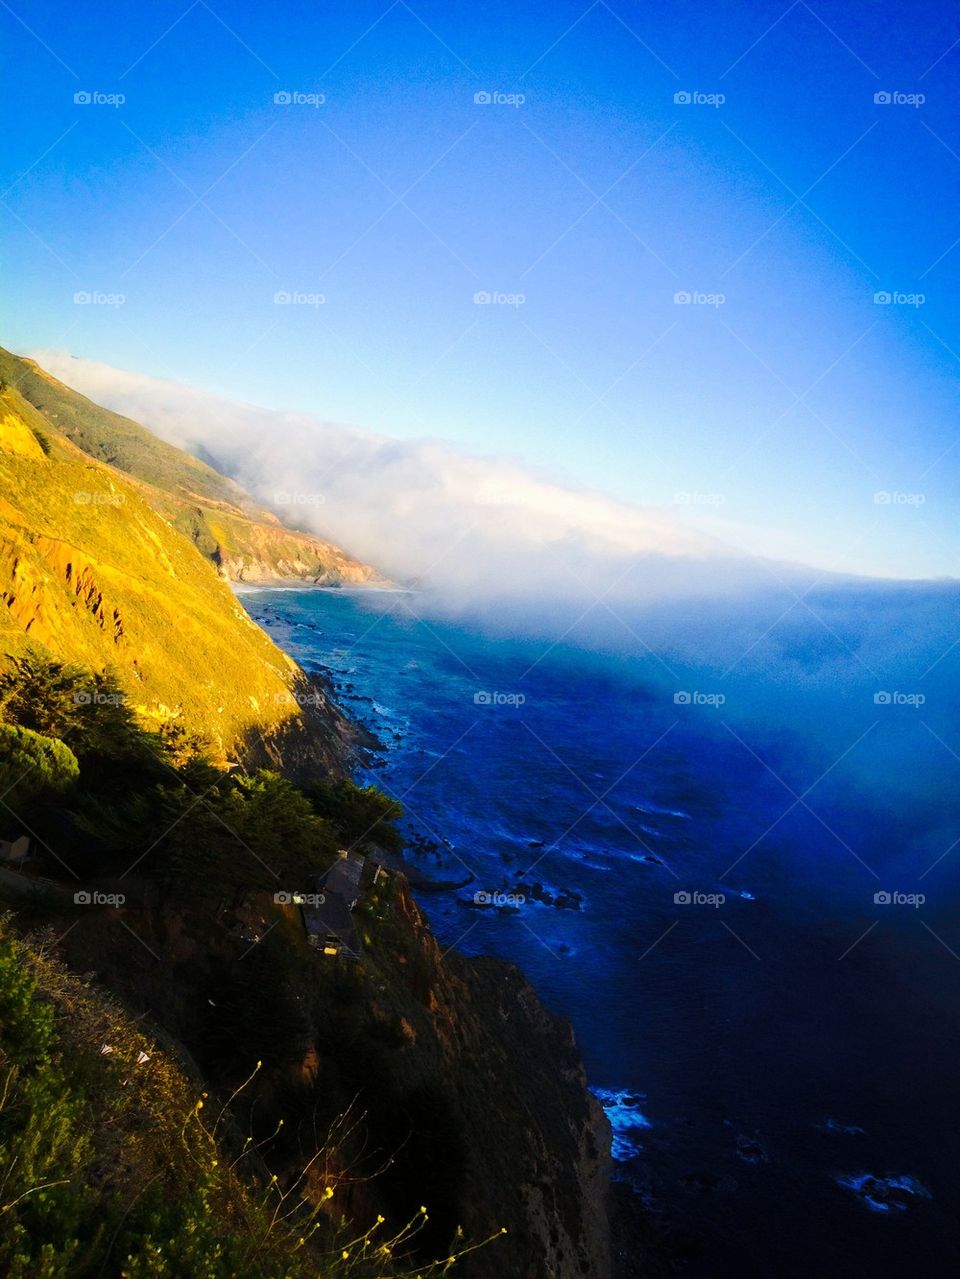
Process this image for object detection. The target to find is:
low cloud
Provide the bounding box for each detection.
[21,349,960,877]
[25,350,960,785]
[33,349,753,612]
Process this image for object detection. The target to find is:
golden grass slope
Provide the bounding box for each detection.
[0,346,386,586]
[0,384,337,766]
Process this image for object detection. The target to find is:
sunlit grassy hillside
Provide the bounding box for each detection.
[0,347,383,585]
[0,382,339,764]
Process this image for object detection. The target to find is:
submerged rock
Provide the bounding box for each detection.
[835,1172,931,1213]
[735,1133,768,1165]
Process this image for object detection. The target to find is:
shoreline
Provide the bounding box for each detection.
[232,579,410,595]
[240,580,623,1274]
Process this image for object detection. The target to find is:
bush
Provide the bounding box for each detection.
[80,769,339,895]
[0,724,79,801]
[0,651,165,790]
[307,780,404,855]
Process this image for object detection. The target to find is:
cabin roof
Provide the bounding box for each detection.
[320,852,364,900]
[301,892,360,955]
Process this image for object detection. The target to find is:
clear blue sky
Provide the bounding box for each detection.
[2,0,958,577]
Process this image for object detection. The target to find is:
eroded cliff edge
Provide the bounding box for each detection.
[0,352,613,1277]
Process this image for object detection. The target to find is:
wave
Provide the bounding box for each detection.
[590,1087,652,1162]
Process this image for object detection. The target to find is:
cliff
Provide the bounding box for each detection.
[0,347,387,587]
[0,348,612,1278]
[0,380,361,773]
[27,867,611,1279]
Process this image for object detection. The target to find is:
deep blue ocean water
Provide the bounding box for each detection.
[243,584,960,1277]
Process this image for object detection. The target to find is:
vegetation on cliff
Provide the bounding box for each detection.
[0,379,359,772]
[0,920,507,1278]
[0,348,384,587]
[0,653,609,1278]
[0,360,610,1277]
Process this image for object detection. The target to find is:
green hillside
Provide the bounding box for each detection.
[0,348,383,586]
[0,381,354,770]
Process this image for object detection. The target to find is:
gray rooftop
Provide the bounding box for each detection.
[320,853,364,902]
[301,891,360,957]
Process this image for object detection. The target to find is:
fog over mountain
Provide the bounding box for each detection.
[33,349,770,598]
[30,350,959,719]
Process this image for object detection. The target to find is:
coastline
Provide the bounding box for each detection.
[237,578,619,1276]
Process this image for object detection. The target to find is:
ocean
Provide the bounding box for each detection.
[242,583,960,1277]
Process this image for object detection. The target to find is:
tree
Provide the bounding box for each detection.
[0,723,79,801]
[307,779,404,854]
[0,650,166,789]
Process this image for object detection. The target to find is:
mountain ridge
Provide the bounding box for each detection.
[0,375,363,773]
[0,347,388,588]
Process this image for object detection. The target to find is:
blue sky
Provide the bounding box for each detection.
[2,0,959,578]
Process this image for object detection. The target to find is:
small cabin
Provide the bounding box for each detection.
[320,851,366,908]
[301,886,361,959]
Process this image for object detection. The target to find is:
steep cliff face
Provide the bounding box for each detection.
[0,347,612,1277]
[0,346,387,587]
[0,385,361,773]
[46,870,611,1279]
[380,878,612,1279]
